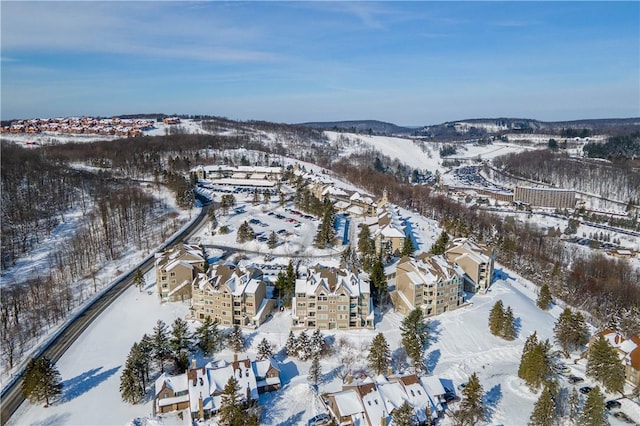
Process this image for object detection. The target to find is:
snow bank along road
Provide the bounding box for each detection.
[0,197,211,425]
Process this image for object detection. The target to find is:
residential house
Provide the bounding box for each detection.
[444,238,495,293]
[392,254,464,318]
[589,330,640,386]
[292,267,374,330]
[324,374,445,426]
[154,355,281,421]
[191,265,275,328]
[363,201,407,255]
[155,244,206,302]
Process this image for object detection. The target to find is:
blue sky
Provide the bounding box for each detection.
[1,1,638,125]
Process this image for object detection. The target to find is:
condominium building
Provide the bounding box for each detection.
[444,238,495,293]
[292,267,374,330]
[155,244,206,302]
[191,265,275,328]
[514,186,576,209]
[392,254,464,317]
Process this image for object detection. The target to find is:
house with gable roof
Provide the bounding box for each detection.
[392,254,464,318]
[191,264,275,328]
[292,267,373,330]
[444,237,495,293]
[155,244,206,302]
[589,329,640,386]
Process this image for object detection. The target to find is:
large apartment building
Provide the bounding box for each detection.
[514,186,576,209]
[444,238,495,293]
[292,267,374,330]
[155,244,206,302]
[392,254,464,317]
[191,265,275,328]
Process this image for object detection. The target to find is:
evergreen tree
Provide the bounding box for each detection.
[568,387,580,420]
[308,352,322,387]
[152,320,171,372]
[170,317,193,367]
[208,207,218,234]
[138,334,153,385]
[400,308,428,373]
[536,284,552,310]
[257,338,273,360]
[501,306,516,340]
[488,300,505,336]
[587,335,625,394]
[430,231,449,255]
[297,330,312,361]
[358,224,375,271]
[22,357,63,407]
[578,386,606,426]
[400,236,414,257]
[529,382,556,426]
[554,308,590,357]
[119,363,144,404]
[126,341,148,390]
[519,332,551,391]
[456,372,486,426]
[392,400,414,426]
[367,333,391,376]
[285,331,298,358]
[133,268,145,292]
[370,259,388,308]
[310,329,325,357]
[195,316,221,357]
[227,324,245,353]
[219,376,244,426]
[267,231,278,249]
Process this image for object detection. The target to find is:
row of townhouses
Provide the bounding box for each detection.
[324,373,449,426]
[155,237,493,329]
[155,355,281,421]
[1,116,155,137]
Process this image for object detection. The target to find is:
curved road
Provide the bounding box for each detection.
[0,198,210,425]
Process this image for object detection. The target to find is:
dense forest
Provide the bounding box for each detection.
[583,133,640,160]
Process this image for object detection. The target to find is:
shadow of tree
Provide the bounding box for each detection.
[426,349,441,373]
[276,410,304,426]
[513,317,522,339]
[59,366,121,404]
[32,412,71,426]
[322,365,342,384]
[427,319,442,346]
[277,361,299,386]
[483,384,502,422]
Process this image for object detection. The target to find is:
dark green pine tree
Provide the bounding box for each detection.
[400,308,428,373]
[536,283,552,310]
[528,382,556,426]
[370,259,388,308]
[119,363,144,404]
[568,387,580,420]
[430,231,449,255]
[310,329,325,356]
[227,324,245,353]
[133,268,145,292]
[578,386,606,426]
[400,236,414,257]
[392,400,414,426]
[501,306,516,341]
[138,334,153,385]
[587,335,625,395]
[22,357,63,407]
[308,352,322,387]
[170,317,193,371]
[297,330,312,361]
[367,333,391,376]
[456,372,486,426]
[285,331,298,358]
[554,308,590,357]
[152,320,171,372]
[219,376,244,426]
[488,300,505,336]
[195,316,222,357]
[267,231,278,249]
[257,338,273,360]
[519,332,551,391]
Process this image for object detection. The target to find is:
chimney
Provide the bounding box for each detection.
[233,353,238,362]
[381,415,387,426]
[192,358,197,370]
[347,375,353,384]
[387,366,393,377]
[198,393,204,420]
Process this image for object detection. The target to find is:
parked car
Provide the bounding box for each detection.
[307,413,331,426]
[579,386,592,395]
[568,375,584,384]
[605,400,622,410]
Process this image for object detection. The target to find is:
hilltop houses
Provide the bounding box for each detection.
[392,254,465,317]
[191,264,275,328]
[292,267,374,330]
[155,244,206,302]
[191,165,283,189]
[444,238,495,293]
[155,356,281,420]
[0,116,154,137]
[324,374,447,426]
